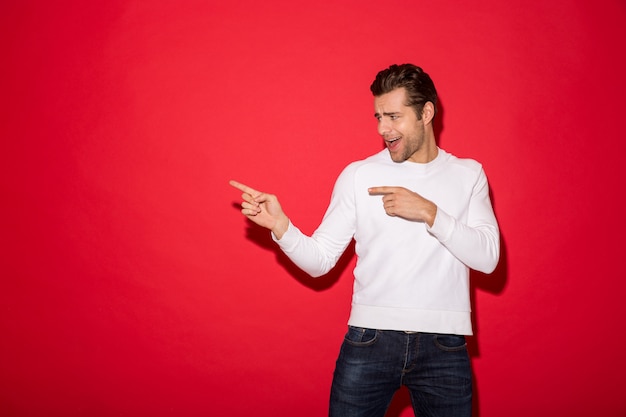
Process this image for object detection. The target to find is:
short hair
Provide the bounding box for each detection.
[370,64,438,120]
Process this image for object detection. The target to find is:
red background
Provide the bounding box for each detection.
[2,1,625,416]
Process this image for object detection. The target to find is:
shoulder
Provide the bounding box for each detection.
[440,149,484,174]
[332,150,389,190]
[341,149,390,175]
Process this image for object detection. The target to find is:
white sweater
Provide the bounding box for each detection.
[274,148,500,335]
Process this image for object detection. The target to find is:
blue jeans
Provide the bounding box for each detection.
[329,327,472,417]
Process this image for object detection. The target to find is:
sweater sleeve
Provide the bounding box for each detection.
[271,165,357,277]
[426,168,500,274]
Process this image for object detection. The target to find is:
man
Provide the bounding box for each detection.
[230,64,500,417]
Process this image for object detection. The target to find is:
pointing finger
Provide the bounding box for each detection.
[368,186,400,195]
[229,180,259,196]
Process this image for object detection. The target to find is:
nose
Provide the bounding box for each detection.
[377,118,391,136]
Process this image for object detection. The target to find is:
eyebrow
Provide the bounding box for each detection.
[374,111,401,118]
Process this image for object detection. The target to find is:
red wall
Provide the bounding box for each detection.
[2,1,625,416]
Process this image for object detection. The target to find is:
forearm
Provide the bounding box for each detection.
[271,162,356,277]
[272,221,350,277]
[427,209,500,273]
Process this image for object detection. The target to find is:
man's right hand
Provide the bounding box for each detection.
[229,180,290,239]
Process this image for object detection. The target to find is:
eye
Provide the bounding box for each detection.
[390,115,399,120]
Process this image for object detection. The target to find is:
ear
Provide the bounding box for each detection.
[421,101,435,126]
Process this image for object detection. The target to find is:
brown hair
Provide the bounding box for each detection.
[370,64,438,120]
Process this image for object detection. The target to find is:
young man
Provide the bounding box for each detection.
[230,64,500,417]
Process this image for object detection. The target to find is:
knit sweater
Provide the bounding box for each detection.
[273,148,500,335]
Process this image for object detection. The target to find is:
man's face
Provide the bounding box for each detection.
[374,88,426,163]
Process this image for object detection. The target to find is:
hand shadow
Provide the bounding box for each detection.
[237,207,355,291]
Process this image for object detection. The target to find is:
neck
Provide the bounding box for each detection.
[408,134,438,164]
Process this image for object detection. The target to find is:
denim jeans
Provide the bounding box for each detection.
[329,327,472,417]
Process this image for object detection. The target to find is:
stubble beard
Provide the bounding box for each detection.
[391,124,425,163]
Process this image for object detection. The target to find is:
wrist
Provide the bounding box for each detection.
[272,215,290,240]
[425,203,437,228]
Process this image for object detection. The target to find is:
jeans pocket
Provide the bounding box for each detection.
[344,326,379,346]
[433,334,467,352]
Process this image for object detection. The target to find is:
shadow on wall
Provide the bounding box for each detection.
[241,212,355,292]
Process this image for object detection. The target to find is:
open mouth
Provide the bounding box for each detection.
[385,137,401,149]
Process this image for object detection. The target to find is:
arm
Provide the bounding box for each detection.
[272,168,356,277]
[229,178,354,277]
[427,170,500,273]
[368,169,500,274]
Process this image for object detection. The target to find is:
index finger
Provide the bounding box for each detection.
[368,186,401,195]
[229,180,259,196]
